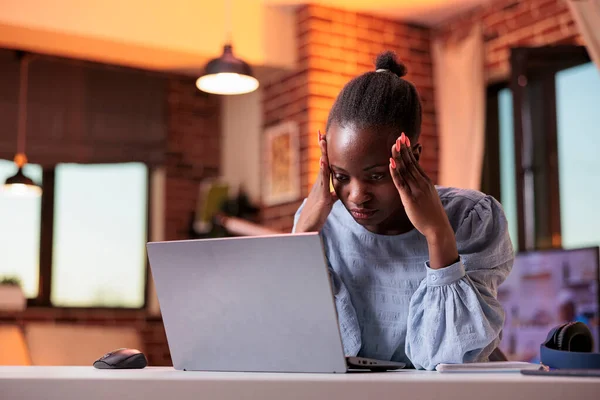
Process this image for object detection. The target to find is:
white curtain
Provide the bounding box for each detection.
[568,0,600,69]
[432,25,485,191]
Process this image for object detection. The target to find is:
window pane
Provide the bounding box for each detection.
[51,163,148,307]
[556,62,600,249]
[0,160,42,298]
[498,88,519,252]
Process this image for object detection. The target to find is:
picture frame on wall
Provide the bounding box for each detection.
[262,121,300,206]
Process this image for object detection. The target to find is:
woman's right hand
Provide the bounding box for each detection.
[294,131,338,233]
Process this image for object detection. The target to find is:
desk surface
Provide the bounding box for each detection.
[1,366,599,400]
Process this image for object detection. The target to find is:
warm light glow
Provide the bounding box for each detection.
[2,183,42,197]
[14,153,28,168]
[196,73,259,95]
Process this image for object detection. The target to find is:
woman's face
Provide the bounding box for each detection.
[327,122,421,234]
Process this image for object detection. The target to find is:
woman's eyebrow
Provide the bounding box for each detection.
[364,163,389,171]
[331,164,388,172]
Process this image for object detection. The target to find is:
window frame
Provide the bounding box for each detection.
[510,45,591,251]
[25,163,153,309]
[481,82,507,202]
[483,45,592,252]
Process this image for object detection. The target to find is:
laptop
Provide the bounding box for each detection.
[146,232,406,373]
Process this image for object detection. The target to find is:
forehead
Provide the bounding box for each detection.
[327,123,395,165]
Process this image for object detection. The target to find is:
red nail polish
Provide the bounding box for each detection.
[400,133,406,144]
[318,130,322,142]
[406,136,411,147]
[396,139,401,152]
[390,158,396,168]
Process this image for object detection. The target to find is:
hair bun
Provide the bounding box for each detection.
[375,51,407,78]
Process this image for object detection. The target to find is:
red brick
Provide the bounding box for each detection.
[165,78,220,242]
[296,4,311,25]
[433,0,583,83]
[260,4,438,225]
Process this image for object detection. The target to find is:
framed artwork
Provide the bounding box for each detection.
[262,121,300,206]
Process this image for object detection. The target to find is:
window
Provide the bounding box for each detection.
[483,45,597,252]
[51,163,148,307]
[498,88,519,252]
[0,160,149,308]
[0,160,43,298]
[555,62,600,249]
[482,86,519,252]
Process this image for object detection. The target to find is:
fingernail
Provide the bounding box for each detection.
[406,136,411,147]
[396,138,401,152]
[390,158,396,168]
[318,130,322,142]
[400,133,406,144]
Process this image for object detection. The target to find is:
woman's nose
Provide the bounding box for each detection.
[347,181,372,206]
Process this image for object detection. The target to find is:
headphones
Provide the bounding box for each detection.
[540,321,600,369]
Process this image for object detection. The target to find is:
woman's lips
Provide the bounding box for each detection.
[350,208,378,220]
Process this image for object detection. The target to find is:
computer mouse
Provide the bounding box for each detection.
[93,348,148,369]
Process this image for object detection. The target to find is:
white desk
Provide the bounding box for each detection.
[1,366,599,400]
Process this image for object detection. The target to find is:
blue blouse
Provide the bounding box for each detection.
[293,186,514,370]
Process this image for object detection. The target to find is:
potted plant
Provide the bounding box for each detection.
[0,276,26,311]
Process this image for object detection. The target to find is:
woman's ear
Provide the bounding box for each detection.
[412,143,423,162]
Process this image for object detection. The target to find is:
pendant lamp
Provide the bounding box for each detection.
[3,52,42,197]
[196,0,259,95]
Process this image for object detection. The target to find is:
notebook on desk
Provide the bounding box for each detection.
[147,232,405,373]
[436,361,542,373]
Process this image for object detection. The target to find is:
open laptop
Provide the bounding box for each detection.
[146,232,406,373]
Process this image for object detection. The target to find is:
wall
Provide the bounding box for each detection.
[0,0,297,75]
[434,0,583,83]
[260,4,437,232]
[0,309,171,366]
[0,50,167,166]
[147,80,222,321]
[0,71,222,367]
[221,89,263,204]
[165,79,221,241]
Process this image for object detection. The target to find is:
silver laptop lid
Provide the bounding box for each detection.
[147,232,348,373]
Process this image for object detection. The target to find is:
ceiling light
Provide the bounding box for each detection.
[195,0,258,96]
[3,52,42,197]
[196,44,259,95]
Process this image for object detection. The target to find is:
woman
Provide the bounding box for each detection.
[293,51,514,370]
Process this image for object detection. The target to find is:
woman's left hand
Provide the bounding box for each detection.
[389,133,458,269]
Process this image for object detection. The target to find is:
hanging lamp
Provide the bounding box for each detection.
[3,52,42,197]
[196,0,259,95]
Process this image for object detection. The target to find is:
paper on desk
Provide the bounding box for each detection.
[435,361,542,373]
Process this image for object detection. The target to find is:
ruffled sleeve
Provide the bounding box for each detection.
[405,195,514,370]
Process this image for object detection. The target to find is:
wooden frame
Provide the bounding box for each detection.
[482,46,593,252]
[510,45,590,251]
[26,164,152,309]
[262,121,301,206]
[481,83,504,202]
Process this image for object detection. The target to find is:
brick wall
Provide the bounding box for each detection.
[434,0,583,83]
[260,4,437,232]
[0,309,171,366]
[145,78,222,365]
[165,78,221,241]
[0,76,221,368]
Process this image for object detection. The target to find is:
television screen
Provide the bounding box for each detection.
[497,246,600,362]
